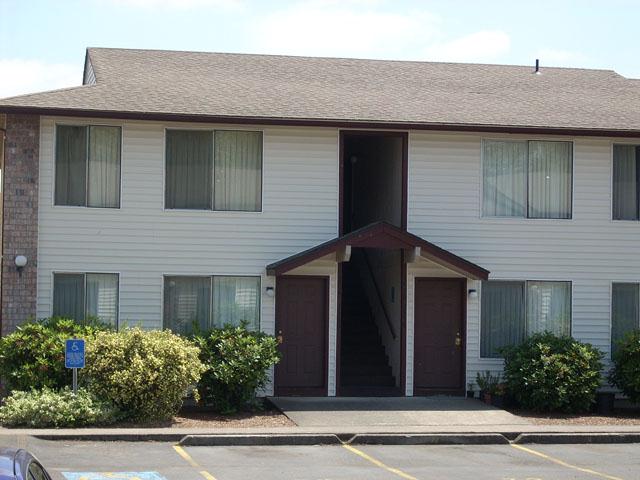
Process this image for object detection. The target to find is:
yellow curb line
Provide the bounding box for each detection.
[342,443,419,480]
[173,445,218,480]
[511,444,624,480]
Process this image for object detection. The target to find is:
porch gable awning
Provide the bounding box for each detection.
[266,221,489,280]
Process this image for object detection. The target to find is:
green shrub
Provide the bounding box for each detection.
[502,332,603,413]
[0,388,118,428]
[609,330,640,403]
[84,328,205,422]
[193,326,280,413]
[0,317,109,392]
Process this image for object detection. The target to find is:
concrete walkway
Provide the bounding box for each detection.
[269,396,532,428]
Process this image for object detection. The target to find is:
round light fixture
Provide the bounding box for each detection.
[14,255,27,268]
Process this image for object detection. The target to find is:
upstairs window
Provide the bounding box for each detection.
[611,283,639,354]
[55,125,121,208]
[53,272,119,327]
[613,145,640,220]
[482,140,572,219]
[163,275,260,334]
[481,280,571,358]
[165,130,262,211]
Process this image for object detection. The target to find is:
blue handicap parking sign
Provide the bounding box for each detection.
[62,472,167,480]
[65,339,86,369]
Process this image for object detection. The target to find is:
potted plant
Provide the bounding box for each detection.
[466,382,475,398]
[476,371,504,407]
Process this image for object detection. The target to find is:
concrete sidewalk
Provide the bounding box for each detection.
[269,396,531,427]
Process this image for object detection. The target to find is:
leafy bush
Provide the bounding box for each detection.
[0,317,109,392]
[475,371,504,395]
[0,388,118,428]
[609,330,640,403]
[502,332,603,413]
[193,326,280,413]
[85,328,205,422]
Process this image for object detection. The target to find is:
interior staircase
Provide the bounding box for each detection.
[340,262,398,396]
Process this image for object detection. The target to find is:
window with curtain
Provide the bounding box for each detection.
[55,125,121,208]
[53,272,119,327]
[480,281,526,358]
[163,276,212,335]
[482,140,572,219]
[613,145,640,220]
[163,275,260,334]
[611,283,639,354]
[481,280,572,358]
[165,129,262,211]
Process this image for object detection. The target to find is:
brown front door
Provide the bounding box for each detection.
[275,276,328,396]
[413,278,465,395]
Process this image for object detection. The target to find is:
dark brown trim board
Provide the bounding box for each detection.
[4,105,640,138]
[274,275,329,396]
[266,221,489,280]
[413,277,467,396]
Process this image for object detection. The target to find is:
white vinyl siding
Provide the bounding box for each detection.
[38,117,338,395]
[408,132,640,386]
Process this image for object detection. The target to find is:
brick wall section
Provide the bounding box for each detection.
[1,114,39,334]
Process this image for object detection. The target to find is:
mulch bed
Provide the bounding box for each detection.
[510,408,640,425]
[113,403,295,429]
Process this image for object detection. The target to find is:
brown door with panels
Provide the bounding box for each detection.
[413,278,465,395]
[274,276,328,396]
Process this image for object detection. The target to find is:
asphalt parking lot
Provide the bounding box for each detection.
[3,437,639,480]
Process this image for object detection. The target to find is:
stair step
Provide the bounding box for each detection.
[339,386,401,397]
[341,374,396,387]
[341,364,392,376]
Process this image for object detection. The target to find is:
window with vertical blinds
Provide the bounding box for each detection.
[52,273,119,327]
[480,280,571,358]
[613,145,640,220]
[55,125,121,208]
[165,130,262,211]
[163,275,260,335]
[482,140,572,219]
[611,283,640,354]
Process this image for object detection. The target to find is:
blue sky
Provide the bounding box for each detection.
[1,0,639,98]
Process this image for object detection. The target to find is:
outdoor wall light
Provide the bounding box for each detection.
[14,255,27,269]
[468,289,478,299]
[265,286,275,297]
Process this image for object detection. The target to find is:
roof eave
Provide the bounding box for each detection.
[1,105,639,138]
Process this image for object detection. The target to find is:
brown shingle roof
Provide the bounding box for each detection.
[2,47,640,134]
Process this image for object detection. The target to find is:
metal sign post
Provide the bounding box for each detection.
[65,339,86,394]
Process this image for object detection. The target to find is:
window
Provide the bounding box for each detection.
[52,273,119,326]
[480,280,571,358]
[55,125,121,207]
[483,140,572,219]
[613,145,640,220]
[611,283,639,353]
[165,130,262,211]
[163,275,260,334]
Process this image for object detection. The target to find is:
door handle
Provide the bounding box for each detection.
[277,330,284,345]
[455,332,462,348]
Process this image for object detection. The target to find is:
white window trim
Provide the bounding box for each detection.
[162,127,265,214]
[51,271,121,329]
[52,122,124,210]
[479,137,575,221]
[478,278,573,360]
[161,274,262,331]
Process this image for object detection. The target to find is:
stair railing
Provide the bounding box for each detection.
[355,250,397,340]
